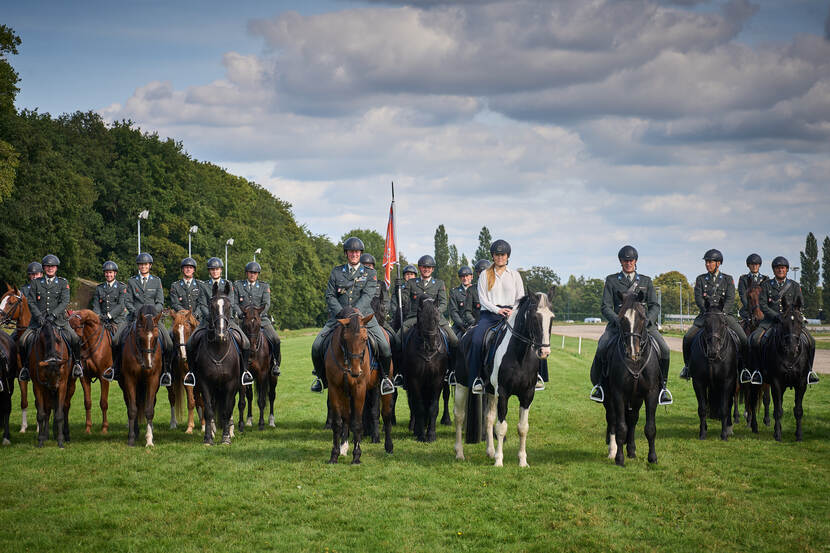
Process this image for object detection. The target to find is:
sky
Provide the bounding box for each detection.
[5,0,830,283]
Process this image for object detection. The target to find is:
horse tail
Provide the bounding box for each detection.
[173,373,185,422]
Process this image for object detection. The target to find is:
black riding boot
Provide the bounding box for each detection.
[269,338,281,376]
[379,355,394,396]
[241,349,253,386]
[310,347,324,393]
[18,340,31,381]
[589,356,604,402]
[159,352,173,387]
[658,356,673,406]
[103,344,120,382]
[679,336,692,380]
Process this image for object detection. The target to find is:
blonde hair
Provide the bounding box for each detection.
[486,265,496,291]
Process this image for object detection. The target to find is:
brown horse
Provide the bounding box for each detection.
[119,305,164,447]
[739,281,771,429]
[0,331,18,445]
[0,285,34,433]
[240,305,279,430]
[326,310,393,464]
[68,309,113,434]
[170,309,200,433]
[28,319,75,448]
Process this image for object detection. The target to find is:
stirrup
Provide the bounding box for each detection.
[380,377,394,396]
[183,372,196,387]
[535,374,545,391]
[471,377,484,395]
[447,371,457,386]
[159,372,172,387]
[310,377,323,393]
[0,379,3,392]
[589,384,604,403]
[101,367,115,382]
[241,370,254,386]
[750,371,763,386]
[658,388,673,406]
[739,369,751,384]
[18,367,30,382]
[72,362,84,378]
[807,371,819,385]
[270,363,281,377]
[393,373,404,388]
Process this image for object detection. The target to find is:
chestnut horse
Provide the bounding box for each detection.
[170,309,201,433]
[28,319,75,448]
[326,310,393,464]
[240,305,279,430]
[0,285,34,433]
[119,305,164,447]
[68,309,113,434]
[0,331,18,445]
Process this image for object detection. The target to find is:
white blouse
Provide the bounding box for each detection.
[478,267,525,314]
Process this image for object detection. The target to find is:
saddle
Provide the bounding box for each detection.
[471,320,508,384]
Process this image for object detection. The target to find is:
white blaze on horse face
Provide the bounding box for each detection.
[178,326,187,359]
[624,307,637,358]
[0,295,9,312]
[217,298,226,336]
[490,309,519,390]
[145,331,154,369]
[537,294,554,358]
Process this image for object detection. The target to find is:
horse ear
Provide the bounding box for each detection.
[547,286,556,301]
[182,309,191,317]
[337,317,351,327]
[636,289,645,303]
[794,294,802,310]
[223,282,231,296]
[256,305,266,315]
[5,282,12,292]
[362,313,375,325]
[212,282,219,297]
[153,310,163,324]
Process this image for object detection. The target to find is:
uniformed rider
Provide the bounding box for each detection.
[398,254,458,355]
[449,266,473,337]
[233,261,281,377]
[95,261,128,382]
[169,257,206,322]
[748,256,819,385]
[679,249,749,381]
[10,262,42,380]
[588,246,673,405]
[737,253,767,323]
[390,264,417,331]
[310,237,395,395]
[20,254,84,380]
[462,259,491,329]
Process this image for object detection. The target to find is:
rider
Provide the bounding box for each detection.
[749,256,819,385]
[11,262,42,380]
[679,249,749,382]
[359,253,379,297]
[21,254,84,380]
[588,246,673,405]
[233,261,281,377]
[95,261,129,382]
[193,256,252,386]
[738,253,768,323]
[463,259,491,329]
[390,264,417,331]
[170,257,206,323]
[466,240,523,395]
[310,237,395,395]
[449,266,473,338]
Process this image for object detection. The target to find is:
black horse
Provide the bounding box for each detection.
[188,282,242,445]
[0,331,18,445]
[603,289,660,466]
[689,296,738,441]
[402,296,448,442]
[759,295,814,442]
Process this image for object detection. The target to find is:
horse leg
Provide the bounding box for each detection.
[36,397,48,448]
[440,380,451,426]
[453,385,468,460]
[721,379,734,441]
[644,393,658,464]
[257,375,266,430]
[54,384,66,448]
[771,378,784,442]
[200,382,214,446]
[762,383,771,426]
[380,387,394,454]
[340,400,350,457]
[81,374,93,434]
[325,395,333,429]
[167,382,177,430]
[222,383,236,445]
[626,399,641,459]
[517,404,530,467]
[732,384,741,425]
[145,374,159,448]
[328,399,342,464]
[493,394,509,467]
[236,385,246,434]
[19,379,28,433]
[747,384,759,433]
[185,386,196,434]
[484,392,498,459]
[100,379,110,434]
[246,383,253,428]
[693,379,707,440]
[613,392,627,467]
[412,386,426,442]
[268,377,276,428]
[793,382,806,442]
[426,386,440,443]
[604,397,617,460]
[64,379,74,444]
[351,388,366,465]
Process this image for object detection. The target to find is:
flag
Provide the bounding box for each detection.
[382,203,397,289]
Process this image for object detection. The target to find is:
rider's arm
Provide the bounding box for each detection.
[436,281,449,320]
[600,277,618,324]
[55,279,71,316]
[449,291,464,327]
[26,281,43,320]
[169,284,183,312]
[325,270,342,319]
[722,275,737,316]
[355,270,377,317]
[644,278,660,325]
[511,270,525,308]
[153,280,165,314]
[477,270,499,314]
[92,286,103,316]
[694,276,706,312]
[759,282,779,322]
[462,288,477,326]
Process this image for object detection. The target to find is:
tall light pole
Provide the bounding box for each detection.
[225,238,234,280]
[188,225,199,257]
[792,266,800,283]
[674,281,683,328]
[254,248,261,262]
[137,210,149,254]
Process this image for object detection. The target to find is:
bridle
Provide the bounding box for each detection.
[132,315,160,370]
[700,311,729,363]
[337,314,367,378]
[68,312,107,361]
[416,298,443,361]
[0,292,25,329]
[504,300,550,358]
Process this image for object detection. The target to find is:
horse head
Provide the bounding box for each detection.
[748,282,764,323]
[172,309,198,360]
[778,295,804,363]
[336,311,373,378]
[0,285,27,325]
[241,305,265,341]
[35,319,64,390]
[531,290,555,359]
[209,282,232,342]
[134,306,162,370]
[617,290,647,362]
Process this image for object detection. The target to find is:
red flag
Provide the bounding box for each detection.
[382,203,397,289]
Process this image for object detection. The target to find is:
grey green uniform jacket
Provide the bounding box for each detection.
[170,279,206,321]
[693,272,736,325]
[600,272,659,329]
[737,272,767,320]
[401,277,449,325]
[198,279,238,320]
[758,278,804,329]
[26,276,71,330]
[233,279,273,323]
[449,284,471,330]
[325,264,377,319]
[92,281,128,325]
[463,284,481,327]
[126,274,165,320]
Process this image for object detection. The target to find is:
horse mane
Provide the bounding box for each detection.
[512,294,535,337]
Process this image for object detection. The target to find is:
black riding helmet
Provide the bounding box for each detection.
[458,266,473,277]
[27,262,43,274]
[41,254,60,267]
[359,253,376,266]
[245,261,261,273]
[490,239,511,257]
[746,253,762,266]
[181,257,197,268]
[474,259,491,273]
[618,245,638,261]
[102,260,119,272]
[136,252,154,264]
[771,256,789,268]
[206,257,223,269]
[403,264,417,275]
[418,255,436,268]
[703,249,723,262]
[343,237,365,252]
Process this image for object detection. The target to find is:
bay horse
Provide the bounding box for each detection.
[454,290,554,466]
[740,280,771,431]
[760,295,814,442]
[689,297,738,441]
[170,309,200,433]
[240,305,279,430]
[402,296,448,442]
[68,309,113,434]
[188,281,241,446]
[28,318,75,448]
[119,305,164,447]
[0,285,34,433]
[0,331,18,445]
[602,289,660,466]
[360,288,397,444]
[326,309,393,464]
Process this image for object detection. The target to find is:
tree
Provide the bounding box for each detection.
[822,236,830,321]
[653,271,694,322]
[433,224,451,287]
[520,266,560,294]
[340,228,384,265]
[0,25,22,202]
[800,232,820,318]
[475,226,492,262]
[460,253,469,269]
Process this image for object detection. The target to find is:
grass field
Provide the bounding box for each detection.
[1,334,828,553]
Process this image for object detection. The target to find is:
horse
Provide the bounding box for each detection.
[365,285,399,438]
[240,305,279,430]
[601,289,661,466]
[68,309,114,434]
[169,309,201,433]
[740,280,770,431]
[0,331,18,445]
[28,318,75,448]
[402,296,448,442]
[453,290,554,467]
[326,309,393,464]
[0,285,34,433]
[188,281,242,446]
[118,305,164,447]
[759,295,814,442]
[689,296,739,441]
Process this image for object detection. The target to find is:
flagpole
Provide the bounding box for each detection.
[392,181,404,330]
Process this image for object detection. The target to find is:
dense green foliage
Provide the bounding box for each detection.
[823,236,830,321]
[474,226,492,263]
[800,232,820,318]
[654,271,695,319]
[0,25,22,202]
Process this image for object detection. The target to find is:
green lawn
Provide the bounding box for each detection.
[1,334,828,553]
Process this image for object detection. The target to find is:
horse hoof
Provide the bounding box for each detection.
[2,438,10,446]
[185,428,193,435]
[351,459,361,465]
[19,427,26,434]
[440,416,451,426]
[170,422,177,430]
[648,454,658,464]
[204,441,213,447]
[246,417,253,427]
[455,453,465,461]
[101,427,108,435]
[763,418,770,427]
[269,421,276,428]
[627,452,636,459]
[37,441,44,448]
[146,442,154,448]
[222,438,231,445]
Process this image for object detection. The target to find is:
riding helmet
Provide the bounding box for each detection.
[206,257,224,269]
[343,237,365,252]
[703,249,723,262]
[27,262,43,275]
[618,245,638,261]
[102,260,119,272]
[135,252,154,264]
[359,253,376,267]
[418,255,436,268]
[771,256,789,268]
[474,259,491,273]
[745,253,762,266]
[245,261,262,273]
[490,239,511,257]
[458,265,473,277]
[403,264,417,275]
[41,254,60,267]
[181,257,197,268]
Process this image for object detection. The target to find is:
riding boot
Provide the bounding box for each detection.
[241,349,254,386]
[269,346,281,377]
[71,338,83,378]
[679,334,692,380]
[159,352,173,387]
[19,341,30,381]
[310,348,324,393]
[658,356,673,406]
[589,357,604,402]
[380,355,394,396]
